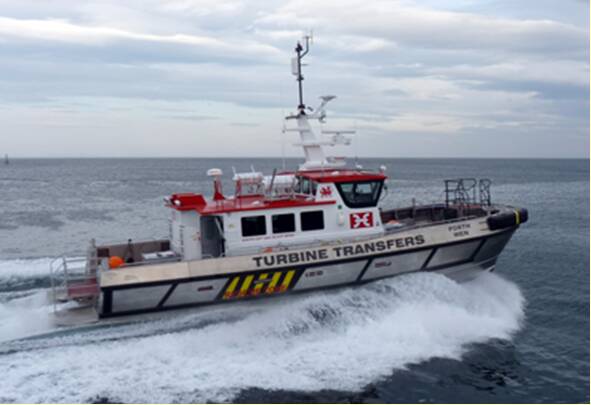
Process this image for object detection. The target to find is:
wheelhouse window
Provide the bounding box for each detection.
[272,213,295,234]
[294,176,318,196]
[301,178,311,194]
[301,210,324,231]
[241,215,266,237]
[310,181,318,196]
[336,181,383,208]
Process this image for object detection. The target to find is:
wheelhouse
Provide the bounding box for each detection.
[166,168,388,260]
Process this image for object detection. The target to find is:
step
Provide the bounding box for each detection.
[67,278,99,299]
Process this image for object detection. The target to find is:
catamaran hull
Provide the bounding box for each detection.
[98,226,516,318]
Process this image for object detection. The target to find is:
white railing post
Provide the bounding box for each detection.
[50,259,56,313]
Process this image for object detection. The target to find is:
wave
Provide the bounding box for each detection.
[0,267,525,403]
[0,289,54,345]
[0,258,55,292]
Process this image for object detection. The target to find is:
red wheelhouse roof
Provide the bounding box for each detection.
[168,169,386,215]
[298,169,387,183]
[168,193,335,215]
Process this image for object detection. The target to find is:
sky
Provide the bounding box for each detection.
[0,0,588,158]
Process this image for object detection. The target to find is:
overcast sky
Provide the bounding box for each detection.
[0,0,588,158]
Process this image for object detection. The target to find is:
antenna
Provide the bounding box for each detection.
[281,122,286,170]
[321,130,355,146]
[292,34,312,115]
[280,87,286,170]
[354,120,358,164]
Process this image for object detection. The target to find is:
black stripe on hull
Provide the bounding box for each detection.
[102,290,113,316]
[356,258,374,282]
[469,238,488,261]
[157,283,178,308]
[421,248,438,269]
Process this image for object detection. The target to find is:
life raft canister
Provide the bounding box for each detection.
[109,255,125,269]
[487,208,529,231]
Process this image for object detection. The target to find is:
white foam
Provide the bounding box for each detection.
[0,289,54,344]
[0,258,53,282]
[0,257,88,343]
[0,271,525,403]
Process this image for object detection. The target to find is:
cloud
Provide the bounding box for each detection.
[429,60,589,87]
[255,0,587,56]
[164,114,220,121]
[0,0,587,158]
[230,122,260,127]
[0,16,282,63]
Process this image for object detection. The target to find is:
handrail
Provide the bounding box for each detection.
[92,236,169,249]
[444,178,492,207]
[49,255,97,312]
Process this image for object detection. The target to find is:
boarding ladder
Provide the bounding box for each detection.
[49,240,100,312]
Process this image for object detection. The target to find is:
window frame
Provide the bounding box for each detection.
[294,176,318,196]
[300,210,325,232]
[335,180,384,208]
[272,213,296,234]
[241,215,267,237]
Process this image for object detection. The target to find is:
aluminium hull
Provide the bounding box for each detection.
[96,217,518,318]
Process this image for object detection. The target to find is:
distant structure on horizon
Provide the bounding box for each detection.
[4,154,8,165]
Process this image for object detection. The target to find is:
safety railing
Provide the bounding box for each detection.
[444,178,492,207]
[49,256,98,312]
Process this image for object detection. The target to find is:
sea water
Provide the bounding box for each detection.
[0,158,588,403]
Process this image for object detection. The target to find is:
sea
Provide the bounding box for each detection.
[0,158,588,403]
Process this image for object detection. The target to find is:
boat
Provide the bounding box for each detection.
[49,37,528,324]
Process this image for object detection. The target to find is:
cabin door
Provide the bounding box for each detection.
[200,216,225,258]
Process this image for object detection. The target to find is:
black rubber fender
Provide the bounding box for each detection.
[487,208,528,230]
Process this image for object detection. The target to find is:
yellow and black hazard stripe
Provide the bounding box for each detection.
[220,269,299,300]
[514,209,521,225]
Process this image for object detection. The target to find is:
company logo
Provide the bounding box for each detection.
[319,186,332,197]
[350,212,374,228]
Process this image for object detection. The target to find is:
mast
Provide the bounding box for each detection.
[286,36,353,170]
[294,36,310,115]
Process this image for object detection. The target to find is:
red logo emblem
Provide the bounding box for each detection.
[320,186,332,197]
[350,212,374,228]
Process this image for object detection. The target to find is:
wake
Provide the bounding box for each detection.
[0,259,525,403]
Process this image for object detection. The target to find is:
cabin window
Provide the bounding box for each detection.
[301,210,324,231]
[336,181,383,208]
[241,215,266,237]
[272,213,295,234]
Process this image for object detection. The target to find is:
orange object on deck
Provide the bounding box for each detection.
[109,256,124,269]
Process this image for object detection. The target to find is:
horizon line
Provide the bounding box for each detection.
[2,156,589,160]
